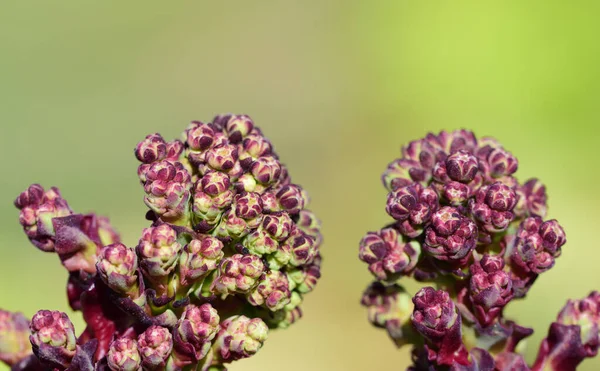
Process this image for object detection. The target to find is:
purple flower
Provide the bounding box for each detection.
[424,207,477,263]
[510,217,566,274]
[192,171,234,231]
[96,243,139,295]
[359,228,421,281]
[107,338,141,371]
[469,182,517,234]
[179,237,224,286]
[173,304,220,362]
[556,291,600,357]
[514,178,547,218]
[29,310,77,370]
[137,326,173,370]
[248,270,292,311]
[211,254,265,295]
[287,253,322,294]
[137,224,182,279]
[213,316,268,362]
[135,133,167,164]
[142,160,192,223]
[469,255,513,326]
[386,183,438,237]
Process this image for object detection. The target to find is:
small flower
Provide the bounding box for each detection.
[135,133,167,164]
[137,224,182,279]
[469,255,513,326]
[96,243,138,295]
[358,228,421,281]
[469,182,517,234]
[211,254,265,295]
[0,310,31,366]
[137,326,173,370]
[283,229,318,267]
[29,310,77,370]
[514,178,547,218]
[248,270,292,311]
[224,114,254,144]
[510,217,566,274]
[386,183,438,237]
[173,304,220,361]
[143,160,192,222]
[287,253,322,294]
[107,338,142,371]
[179,238,224,286]
[423,206,477,263]
[213,316,268,362]
[192,171,234,230]
[556,291,600,357]
[443,150,479,183]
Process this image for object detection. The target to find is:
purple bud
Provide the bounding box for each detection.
[296,210,322,241]
[96,243,138,294]
[283,229,318,267]
[382,158,428,191]
[275,184,308,215]
[424,207,477,262]
[469,182,517,233]
[107,338,141,371]
[234,192,263,227]
[248,270,292,311]
[442,181,471,206]
[173,304,220,361]
[143,160,191,222]
[15,185,72,252]
[29,310,77,370]
[358,228,421,281]
[135,133,167,164]
[446,129,477,154]
[97,215,121,246]
[137,224,182,278]
[192,172,234,228]
[137,326,173,370]
[224,114,254,143]
[186,121,215,152]
[514,178,547,218]
[469,255,513,326]
[486,147,518,178]
[205,144,239,173]
[0,310,31,366]
[287,253,322,294]
[361,282,414,345]
[411,287,464,365]
[556,291,600,357]
[386,183,438,237]
[211,254,265,295]
[239,133,272,165]
[261,212,293,241]
[243,229,279,256]
[179,238,224,286]
[213,316,268,362]
[510,217,566,274]
[401,135,446,170]
[445,150,479,183]
[213,209,251,239]
[250,156,282,186]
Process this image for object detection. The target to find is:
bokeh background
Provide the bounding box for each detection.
[1,1,599,370]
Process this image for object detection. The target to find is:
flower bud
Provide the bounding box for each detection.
[135,133,166,164]
[411,287,464,365]
[206,144,238,172]
[424,207,477,262]
[179,238,224,286]
[441,181,471,206]
[107,338,142,371]
[287,253,322,294]
[275,184,308,215]
[29,310,77,370]
[382,158,428,191]
[469,182,517,233]
[186,121,215,151]
[556,291,600,357]
[137,326,173,370]
[243,229,279,256]
[445,150,479,183]
[361,282,414,345]
[401,135,445,170]
[15,185,72,252]
[192,172,234,229]
[239,133,272,166]
[283,229,318,267]
[211,254,265,295]
[96,243,138,294]
[510,217,566,274]
[143,161,191,222]
[248,270,292,311]
[224,114,254,144]
[469,255,513,326]
[358,228,421,281]
[386,183,438,237]
[137,224,182,278]
[213,316,268,362]
[486,147,518,178]
[173,304,220,361]
[250,156,281,186]
[296,210,322,241]
[261,212,293,241]
[514,178,547,218]
[0,310,31,366]
[234,192,263,228]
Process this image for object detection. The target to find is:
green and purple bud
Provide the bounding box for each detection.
[96,243,139,295]
[143,160,192,223]
[248,270,292,311]
[179,237,224,286]
[484,147,518,178]
[0,310,31,366]
[424,206,477,263]
[469,182,517,234]
[211,254,265,295]
[401,135,446,171]
[556,291,600,357]
[173,304,220,362]
[192,172,234,230]
[283,229,318,267]
[15,184,72,252]
[107,338,142,371]
[135,133,167,164]
[273,184,307,215]
[440,150,479,183]
[296,210,322,242]
[514,178,547,218]
[203,144,242,180]
[242,229,279,256]
[184,121,219,166]
[411,287,466,366]
[469,255,513,327]
[29,310,77,370]
[510,217,566,274]
[361,282,415,346]
[287,253,322,294]
[213,316,268,362]
[137,224,182,279]
[382,158,427,191]
[358,228,421,281]
[239,133,273,167]
[386,183,438,237]
[223,114,254,144]
[137,326,173,370]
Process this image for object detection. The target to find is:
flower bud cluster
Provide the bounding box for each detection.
[360,130,592,370]
[3,114,322,371]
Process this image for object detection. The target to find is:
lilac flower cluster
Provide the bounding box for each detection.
[1,114,322,371]
[360,130,597,370]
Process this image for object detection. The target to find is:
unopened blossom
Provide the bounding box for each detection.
[107,338,141,371]
[137,326,172,370]
[359,228,420,281]
[29,310,77,370]
[213,316,268,362]
[0,311,31,366]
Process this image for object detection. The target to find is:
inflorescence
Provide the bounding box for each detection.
[359,130,598,370]
[1,114,322,371]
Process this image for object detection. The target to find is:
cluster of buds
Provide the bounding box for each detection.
[361,130,598,370]
[2,114,322,371]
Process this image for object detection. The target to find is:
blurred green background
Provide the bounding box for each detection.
[1,1,599,370]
